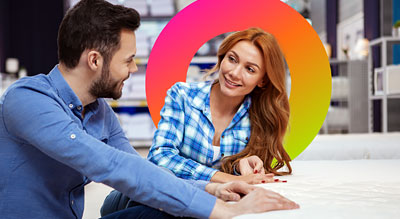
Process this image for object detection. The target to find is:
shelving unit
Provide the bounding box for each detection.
[106,99,148,108]
[322,59,349,133]
[321,59,368,134]
[367,37,400,133]
[191,56,218,64]
[130,139,153,148]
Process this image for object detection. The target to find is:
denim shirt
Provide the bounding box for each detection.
[0,66,215,219]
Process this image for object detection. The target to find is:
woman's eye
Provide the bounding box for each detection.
[247,67,255,73]
[228,56,236,63]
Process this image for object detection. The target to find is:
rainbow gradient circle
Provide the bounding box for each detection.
[146,0,331,159]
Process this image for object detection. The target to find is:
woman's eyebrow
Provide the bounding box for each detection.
[231,50,260,69]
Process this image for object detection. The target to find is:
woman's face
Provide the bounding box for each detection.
[218,40,266,98]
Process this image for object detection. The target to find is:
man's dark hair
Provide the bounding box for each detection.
[58,0,140,69]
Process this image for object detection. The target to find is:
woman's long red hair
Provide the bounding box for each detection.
[209,27,291,175]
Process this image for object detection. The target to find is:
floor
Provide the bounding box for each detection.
[83,147,150,219]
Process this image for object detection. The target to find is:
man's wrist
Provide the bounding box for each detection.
[209,199,237,219]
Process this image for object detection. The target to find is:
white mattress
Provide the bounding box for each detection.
[296,133,400,160]
[235,159,400,219]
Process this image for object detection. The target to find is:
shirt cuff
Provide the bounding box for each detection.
[191,180,209,191]
[196,165,219,181]
[182,189,217,219]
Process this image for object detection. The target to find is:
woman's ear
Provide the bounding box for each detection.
[257,78,267,88]
[87,51,103,71]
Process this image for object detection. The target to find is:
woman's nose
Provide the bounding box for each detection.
[229,65,241,79]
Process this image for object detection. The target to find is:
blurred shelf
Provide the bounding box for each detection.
[130,139,152,148]
[106,99,148,107]
[135,57,149,65]
[135,56,217,65]
[141,16,173,21]
[369,37,400,46]
[329,59,349,65]
[369,94,400,100]
[191,56,217,64]
[330,97,348,102]
[321,60,368,134]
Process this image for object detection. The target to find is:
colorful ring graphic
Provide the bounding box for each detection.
[145,0,331,159]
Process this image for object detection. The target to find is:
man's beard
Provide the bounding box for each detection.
[89,63,124,100]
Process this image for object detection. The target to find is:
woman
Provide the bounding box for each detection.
[148,27,292,184]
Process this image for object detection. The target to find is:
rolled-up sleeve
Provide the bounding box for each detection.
[147,83,218,181]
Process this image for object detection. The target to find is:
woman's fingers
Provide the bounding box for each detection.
[243,173,276,184]
[238,159,253,175]
[253,162,264,174]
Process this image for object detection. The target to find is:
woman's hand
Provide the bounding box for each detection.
[236,173,275,184]
[237,155,265,175]
[211,170,284,184]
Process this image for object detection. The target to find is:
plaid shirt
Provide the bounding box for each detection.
[147,81,251,181]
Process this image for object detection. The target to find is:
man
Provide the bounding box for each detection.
[0,0,298,218]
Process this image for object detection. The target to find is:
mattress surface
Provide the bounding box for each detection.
[235,160,400,219]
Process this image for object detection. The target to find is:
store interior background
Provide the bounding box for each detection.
[0,0,399,218]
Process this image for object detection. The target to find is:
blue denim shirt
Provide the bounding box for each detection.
[0,66,215,219]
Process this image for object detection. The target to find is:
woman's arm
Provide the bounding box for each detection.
[147,83,218,180]
[211,155,279,184]
[210,171,275,184]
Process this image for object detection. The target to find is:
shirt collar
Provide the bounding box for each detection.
[48,65,84,111]
[230,95,251,128]
[190,80,252,117]
[189,81,213,112]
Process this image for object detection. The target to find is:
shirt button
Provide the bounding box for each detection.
[70,134,76,139]
[77,106,82,110]
[69,104,74,109]
[71,200,74,205]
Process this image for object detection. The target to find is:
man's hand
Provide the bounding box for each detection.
[238,155,265,175]
[209,187,299,219]
[232,187,299,215]
[205,181,255,201]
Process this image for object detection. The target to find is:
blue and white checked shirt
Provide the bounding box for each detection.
[148,81,251,181]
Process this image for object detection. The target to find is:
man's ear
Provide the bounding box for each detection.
[87,51,103,71]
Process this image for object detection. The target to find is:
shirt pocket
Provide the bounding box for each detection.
[232,130,250,150]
